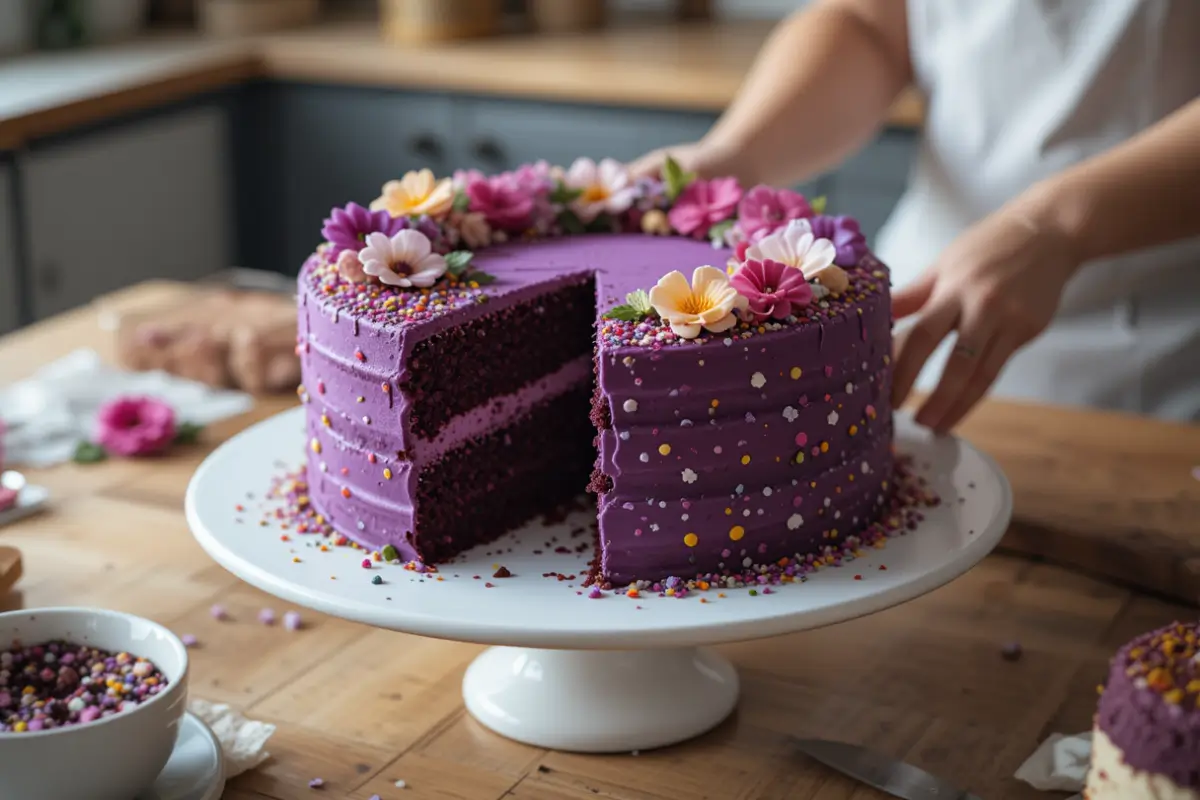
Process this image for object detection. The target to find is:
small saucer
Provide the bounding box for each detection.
[0,471,49,527]
[138,712,226,800]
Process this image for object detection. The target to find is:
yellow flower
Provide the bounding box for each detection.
[371,169,454,219]
[649,266,747,340]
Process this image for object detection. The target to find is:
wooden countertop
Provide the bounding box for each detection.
[0,19,925,151]
[0,282,1196,799]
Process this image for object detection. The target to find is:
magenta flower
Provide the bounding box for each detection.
[322,203,406,256]
[730,258,814,321]
[465,174,535,232]
[94,396,177,457]
[810,214,868,266]
[735,186,814,241]
[667,177,743,237]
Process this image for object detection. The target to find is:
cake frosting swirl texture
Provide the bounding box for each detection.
[1087,620,1200,798]
[296,160,897,586]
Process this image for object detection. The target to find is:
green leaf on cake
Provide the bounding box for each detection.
[550,182,583,206]
[173,421,204,446]
[452,190,471,213]
[72,441,108,465]
[445,250,475,277]
[707,219,734,246]
[468,270,497,286]
[604,304,646,322]
[663,155,697,202]
[810,195,828,215]
[585,213,614,234]
[557,209,586,235]
[625,289,654,316]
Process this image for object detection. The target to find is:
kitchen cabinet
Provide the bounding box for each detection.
[0,160,18,335]
[277,85,457,271]
[22,104,232,320]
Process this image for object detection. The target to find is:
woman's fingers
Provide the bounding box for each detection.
[627,151,666,180]
[930,333,1021,433]
[914,308,998,430]
[890,299,958,409]
[891,269,936,319]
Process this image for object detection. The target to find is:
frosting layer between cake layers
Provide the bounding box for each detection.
[298,233,893,584]
[1088,621,1200,796]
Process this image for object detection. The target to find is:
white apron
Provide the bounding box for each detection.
[875,0,1200,421]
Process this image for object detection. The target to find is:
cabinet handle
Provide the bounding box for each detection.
[472,138,505,165]
[38,262,60,295]
[409,134,443,159]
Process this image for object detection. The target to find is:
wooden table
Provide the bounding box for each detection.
[0,283,1197,800]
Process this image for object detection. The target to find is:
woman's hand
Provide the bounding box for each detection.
[627,140,749,183]
[890,205,1083,433]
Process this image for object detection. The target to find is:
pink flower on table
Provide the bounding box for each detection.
[564,157,637,222]
[359,230,447,288]
[730,258,814,322]
[667,177,742,237]
[94,396,176,457]
[735,185,814,241]
[465,174,535,232]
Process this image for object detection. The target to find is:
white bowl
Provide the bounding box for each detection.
[0,608,189,800]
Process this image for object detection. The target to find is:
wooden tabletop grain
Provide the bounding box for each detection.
[0,283,1197,800]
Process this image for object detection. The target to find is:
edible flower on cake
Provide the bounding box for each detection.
[335,249,371,283]
[735,185,815,241]
[666,176,743,237]
[371,168,455,219]
[745,218,837,278]
[446,210,492,249]
[640,208,672,236]
[460,171,537,232]
[359,230,448,288]
[563,157,637,222]
[322,202,405,256]
[809,214,869,267]
[730,258,815,321]
[648,266,747,338]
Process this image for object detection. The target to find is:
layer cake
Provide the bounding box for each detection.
[297,160,898,586]
[1087,620,1200,798]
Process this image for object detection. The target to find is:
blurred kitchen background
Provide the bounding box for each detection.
[0,0,921,337]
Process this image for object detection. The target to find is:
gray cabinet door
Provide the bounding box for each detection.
[278,86,456,270]
[23,105,231,320]
[0,161,17,335]
[824,130,917,246]
[452,97,716,174]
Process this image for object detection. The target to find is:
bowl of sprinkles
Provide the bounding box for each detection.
[0,607,189,800]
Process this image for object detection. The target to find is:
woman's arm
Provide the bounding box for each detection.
[629,0,913,186]
[892,97,1200,434]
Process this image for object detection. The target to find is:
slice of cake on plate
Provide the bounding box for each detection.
[297,159,906,587]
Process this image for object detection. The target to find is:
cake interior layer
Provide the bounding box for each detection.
[414,384,595,564]
[407,277,596,440]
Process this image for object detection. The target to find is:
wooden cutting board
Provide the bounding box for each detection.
[0,546,21,597]
[956,400,1200,607]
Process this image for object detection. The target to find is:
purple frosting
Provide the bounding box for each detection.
[1095,621,1200,788]
[298,234,894,583]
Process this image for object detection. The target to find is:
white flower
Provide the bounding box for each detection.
[564,157,637,222]
[745,219,837,280]
[358,230,447,289]
[648,266,748,340]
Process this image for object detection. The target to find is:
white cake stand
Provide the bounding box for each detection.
[186,407,1011,753]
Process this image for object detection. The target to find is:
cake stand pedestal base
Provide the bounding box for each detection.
[462,646,738,752]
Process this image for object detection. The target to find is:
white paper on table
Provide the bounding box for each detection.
[188,699,276,778]
[1013,731,1092,799]
[0,349,253,468]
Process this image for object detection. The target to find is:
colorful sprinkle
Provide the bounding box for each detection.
[729,525,745,541]
[683,533,699,547]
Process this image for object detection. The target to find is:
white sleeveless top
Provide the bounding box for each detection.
[875,0,1200,421]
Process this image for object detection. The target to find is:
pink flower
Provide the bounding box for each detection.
[730,258,814,322]
[735,186,814,240]
[667,177,743,237]
[94,396,177,457]
[465,174,535,232]
[336,249,372,283]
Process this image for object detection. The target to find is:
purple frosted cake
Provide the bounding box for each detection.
[297,158,896,586]
[1086,621,1200,798]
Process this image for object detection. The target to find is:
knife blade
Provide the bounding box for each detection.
[794,739,982,800]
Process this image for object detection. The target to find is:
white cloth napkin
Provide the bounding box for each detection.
[1013,732,1092,799]
[0,349,253,468]
[188,699,276,779]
